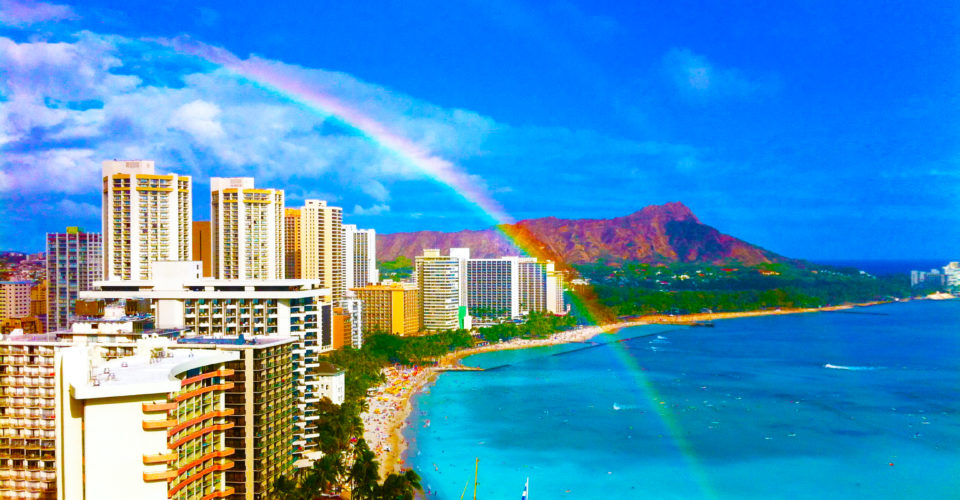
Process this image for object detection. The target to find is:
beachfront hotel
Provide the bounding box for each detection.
[78,261,333,458]
[58,338,239,500]
[518,257,566,316]
[0,335,68,499]
[464,257,520,324]
[415,250,463,331]
[102,160,192,281]
[300,200,345,304]
[45,227,102,332]
[343,224,378,290]
[171,335,298,500]
[351,282,420,336]
[210,178,286,280]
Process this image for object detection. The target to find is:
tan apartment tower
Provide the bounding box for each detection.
[192,221,212,277]
[352,282,420,335]
[102,160,191,280]
[300,200,344,303]
[210,177,285,280]
[284,208,301,279]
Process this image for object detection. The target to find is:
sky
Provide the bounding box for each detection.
[0,0,958,260]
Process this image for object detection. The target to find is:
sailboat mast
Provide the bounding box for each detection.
[473,457,479,500]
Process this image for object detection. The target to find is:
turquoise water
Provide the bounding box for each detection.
[404,300,960,499]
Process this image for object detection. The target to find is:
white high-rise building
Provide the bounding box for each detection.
[80,261,334,458]
[301,200,345,304]
[518,258,566,315]
[102,160,191,281]
[343,224,378,290]
[415,249,463,331]
[465,257,520,324]
[210,177,285,280]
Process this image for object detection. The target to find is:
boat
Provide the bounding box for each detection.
[521,477,529,500]
[690,321,715,328]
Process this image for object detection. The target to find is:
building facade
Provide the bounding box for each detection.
[58,339,239,500]
[102,160,191,281]
[415,250,462,331]
[343,225,378,290]
[465,257,520,324]
[284,209,301,280]
[518,258,565,315]
[192,221,212,278]
[173,336,297,500]
[352,282,420,336]
[0,281,32,325]
[300,200,344,304]
[79,261,332,458]
[210,178,285,280]
[45,227,102,332]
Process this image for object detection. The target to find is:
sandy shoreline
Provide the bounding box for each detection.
[362,301,890,478]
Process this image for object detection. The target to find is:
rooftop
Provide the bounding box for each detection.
[70,344,238,400]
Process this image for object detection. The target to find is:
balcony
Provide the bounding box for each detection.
[142,419,177,430]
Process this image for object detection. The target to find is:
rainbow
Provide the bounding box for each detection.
[168,39,712,494]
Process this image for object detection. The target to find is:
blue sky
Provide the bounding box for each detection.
[0,0,957,260]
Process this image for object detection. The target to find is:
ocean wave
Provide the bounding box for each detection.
[824,363,881,371]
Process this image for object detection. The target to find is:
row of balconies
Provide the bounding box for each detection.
[0,399,54,410]
[0,429,53,440]
[0,378,53,389]
[0,439,55,450]
[0,349,53,358]
[1,388,54,400]
[1,410,53,420]
[0,450,54,462]
[0,471,55,483]
[0,359,53,369]
[0,419,54,431]
[0,479,55,493]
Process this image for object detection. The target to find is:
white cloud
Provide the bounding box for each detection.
[0,0,77,26]
[662,48,775,100]
[352,204,390,216]
[168,99,226,142]
[55,198,99,218]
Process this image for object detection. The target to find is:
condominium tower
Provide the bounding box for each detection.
[300,200,344,303]
[518,258,565,315]
[465,257,520,323]
[352,282,420,335]
[0,281,32,324]
[284,208,301,279]
[45,227,102,331]
[102,160,191,280]
[211,177,285,280]
[343,225,378,289]
[415,249,462,331]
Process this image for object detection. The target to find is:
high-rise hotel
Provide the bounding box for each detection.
[415,249,463,331]
[102,160,191,281]
[210,178,285,280]
[300,200,345,304]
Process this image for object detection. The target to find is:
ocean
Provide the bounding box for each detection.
[404,300,960,499]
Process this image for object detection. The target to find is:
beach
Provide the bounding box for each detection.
[361,302,888,478]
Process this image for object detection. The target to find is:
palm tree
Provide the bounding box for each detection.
[349,438,380,500]
[376,469,423,500]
